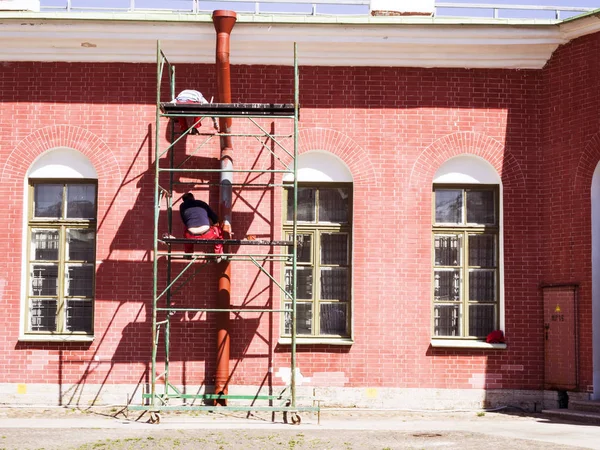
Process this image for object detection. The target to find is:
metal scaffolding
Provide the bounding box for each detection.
[129,41,315,424]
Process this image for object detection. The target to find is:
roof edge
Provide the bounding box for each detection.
[0,10,565,26]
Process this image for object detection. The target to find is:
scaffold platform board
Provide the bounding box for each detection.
[160,238,292,246]
[160,102,295,116]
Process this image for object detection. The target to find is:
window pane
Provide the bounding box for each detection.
[320,267,348,301]
[466,190,495,224]
[286,187,316,222]
[319,187,350,223]
[287,234,311,263]
[66,264,94,297]
[469,269,496,302]
[321,233,348,265]
[469,304,495,337]
[285,267,313,300]
[31,229,59,261]
[66,299,93,333]
[34,184,62,218]
[284,302,312,335]
[67,229,95,261]
[434,234,461,266]
[434,269,461,301]
[29,299,57,332]
[320,303,347,335]
[31,264,58,296]
[435,189,462,224]
[434,304,460,336]
[469,234,496,267]
[66,184,96,219]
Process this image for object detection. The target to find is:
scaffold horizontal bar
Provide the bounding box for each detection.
[160,102,295,116]
[129,405,318,412]
[157,307,288,313]
[162,113,295,120]
[161,238,292,246]
[142,393,287,400]
[172,182,292,187]
[156,253,289,260]
[158,168,293,173]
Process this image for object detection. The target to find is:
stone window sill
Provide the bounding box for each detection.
[278,337,354,346]
[19,334,95,343]
[430,339,506,349]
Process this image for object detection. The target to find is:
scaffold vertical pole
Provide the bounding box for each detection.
[291,42,299,409]
[164,61,176,398]
[151,39,163,407]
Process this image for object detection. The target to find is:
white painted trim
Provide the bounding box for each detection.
[19,174,27,339]
[283,151,353,183]
[18,335,94,342]
[591,163,600,400]
[0,15,569,68]
[29,147,98,179]
[560,12,600,41]
[433,155,501,184]
[430,339,506,349]
[278,337,354,345]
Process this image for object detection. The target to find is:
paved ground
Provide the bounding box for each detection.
[0,406,597,449]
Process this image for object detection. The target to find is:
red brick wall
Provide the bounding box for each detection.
[542,31,600,392]
[0,43,592,395]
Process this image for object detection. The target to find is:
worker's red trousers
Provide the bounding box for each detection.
[184,226,223,255]
[176,99,201,133]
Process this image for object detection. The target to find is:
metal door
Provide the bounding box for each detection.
[543,285,578,390]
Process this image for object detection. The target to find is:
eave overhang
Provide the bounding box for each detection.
[0,10,598,69]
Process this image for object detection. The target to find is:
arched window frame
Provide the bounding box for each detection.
[430,155,505,348]
[281,151,354,344]
[20,148,98,341]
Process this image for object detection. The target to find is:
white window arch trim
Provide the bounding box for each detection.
[431,154,506,349]
[283,150,353,183]
[20,147,98,342]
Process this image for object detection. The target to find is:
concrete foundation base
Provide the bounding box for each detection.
[0,383,591,412]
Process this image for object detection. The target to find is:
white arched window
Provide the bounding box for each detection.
[432,155,503,342]
[282,151,353,343]
[23,148,97,339]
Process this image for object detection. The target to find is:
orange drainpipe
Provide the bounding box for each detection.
[212,9,236,406]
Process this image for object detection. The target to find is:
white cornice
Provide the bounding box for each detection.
[0,10,591,69]
[559,11,600,41]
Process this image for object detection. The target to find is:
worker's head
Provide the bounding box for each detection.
[182,192,195,202]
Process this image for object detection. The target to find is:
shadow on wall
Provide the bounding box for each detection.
[13,121,269,406]
[419,67,544,411]
[15,265,268,406]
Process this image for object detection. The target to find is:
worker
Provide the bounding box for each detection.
[179,192,224,257]
[173,90,219,134]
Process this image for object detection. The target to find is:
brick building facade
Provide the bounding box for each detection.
[0,5,599,410]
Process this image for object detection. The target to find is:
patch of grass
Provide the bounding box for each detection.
[476,412,486,417]
[90,443,108,449]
